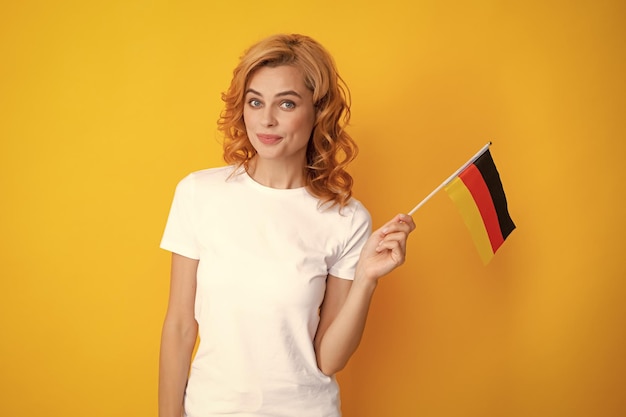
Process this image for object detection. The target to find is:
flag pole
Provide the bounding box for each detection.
[407,142,492,216]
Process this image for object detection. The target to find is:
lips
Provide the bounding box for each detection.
[256,133,282,145]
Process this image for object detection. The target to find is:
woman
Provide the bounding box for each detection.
[159,33,415,417]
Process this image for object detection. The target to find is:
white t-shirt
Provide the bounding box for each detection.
[161,165,371,417]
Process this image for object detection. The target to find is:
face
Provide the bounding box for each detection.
[243,65,316,168]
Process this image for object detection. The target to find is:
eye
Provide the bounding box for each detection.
[280,100,296,110]
[248,98,262,108]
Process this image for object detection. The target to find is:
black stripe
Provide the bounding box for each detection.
[474,150,516,239]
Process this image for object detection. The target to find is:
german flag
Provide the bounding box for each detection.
[444,149,515,264]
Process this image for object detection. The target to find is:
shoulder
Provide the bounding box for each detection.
[319,196,372,235]
[170,166,238,204]
[175,165,238,189]
[347,197,370,217]
[346,197,372,233]
[186,165,236,183]
[335,197,371,225]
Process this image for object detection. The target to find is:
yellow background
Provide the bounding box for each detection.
[1,1,624,416]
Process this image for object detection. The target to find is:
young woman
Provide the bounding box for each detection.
[159,33,415,417]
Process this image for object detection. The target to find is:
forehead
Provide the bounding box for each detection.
[246,65,310,94]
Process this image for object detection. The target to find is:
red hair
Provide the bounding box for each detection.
[218,34,357,208]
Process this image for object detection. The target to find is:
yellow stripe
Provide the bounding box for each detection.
[444,177,494,264]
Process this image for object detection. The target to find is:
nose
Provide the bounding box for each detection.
[261,106,277,127]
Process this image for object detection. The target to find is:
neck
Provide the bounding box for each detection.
[247,156,306,189]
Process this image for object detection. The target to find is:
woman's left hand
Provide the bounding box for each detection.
[355,213,416,285]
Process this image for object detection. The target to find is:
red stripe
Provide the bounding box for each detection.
[459,164,505,252]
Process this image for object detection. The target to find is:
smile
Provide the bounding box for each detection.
[256,133,283,145]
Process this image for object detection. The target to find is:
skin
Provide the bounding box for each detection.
[243,65,316,189]
[314,213,415,375]
[159,254,199,417]
[158,65,415,417]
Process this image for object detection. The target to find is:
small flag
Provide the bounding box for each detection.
[444,149,515,264]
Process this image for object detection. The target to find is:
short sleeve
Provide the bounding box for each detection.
[160,174,201,259]
[328,201,372,280]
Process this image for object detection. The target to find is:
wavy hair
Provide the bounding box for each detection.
[218,34,357,208]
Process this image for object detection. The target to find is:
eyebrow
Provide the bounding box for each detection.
[245,88,302,99]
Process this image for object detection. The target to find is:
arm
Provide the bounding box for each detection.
[314,213,415,376]
[159,253,199,417]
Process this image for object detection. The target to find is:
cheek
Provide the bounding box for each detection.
[242,110,254,132]
[295,112,316,135]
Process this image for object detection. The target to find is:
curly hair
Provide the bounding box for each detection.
[218,34,358,209]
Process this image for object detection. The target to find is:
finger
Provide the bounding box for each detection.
[381,219,413,236]
[397,213,416,232]
[375,240,406,264]
[379,227,410,242]
[376,238,403,253]
[377,231,408,253]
